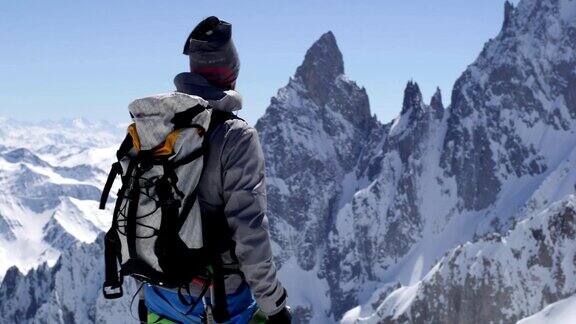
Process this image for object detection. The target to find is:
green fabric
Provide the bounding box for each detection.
[147,308,267,323]
[148,311,177,324]
[248,309,268,324]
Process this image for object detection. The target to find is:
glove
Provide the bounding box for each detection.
[266,306,292,324]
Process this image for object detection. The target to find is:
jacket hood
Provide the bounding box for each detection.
[174,72,242,113]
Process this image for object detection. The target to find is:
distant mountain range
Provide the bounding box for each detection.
[1,0,576,322]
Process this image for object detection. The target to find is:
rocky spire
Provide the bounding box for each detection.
[401,81,424,115]
[430,87,444,119]
[502,1,515,31]
[294,31,345,107]
[295,31,344,82]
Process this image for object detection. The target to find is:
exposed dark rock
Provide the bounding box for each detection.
[503,1,515,31]
[430,87,444,119]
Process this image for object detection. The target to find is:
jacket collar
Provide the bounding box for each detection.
[174,72,242,112]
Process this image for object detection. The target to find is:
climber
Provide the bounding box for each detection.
[139,16,292,323]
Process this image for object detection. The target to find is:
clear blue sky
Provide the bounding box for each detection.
[0,0,517,125]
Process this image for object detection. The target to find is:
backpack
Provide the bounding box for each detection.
[99,92,238,320]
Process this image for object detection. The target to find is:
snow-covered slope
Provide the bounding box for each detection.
[343,195,576,323]
[518,294,576,324]
[0,235,135,323]
[0,118,123,157]
[0,119,123,278]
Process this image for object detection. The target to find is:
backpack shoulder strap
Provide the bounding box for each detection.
[202,109,246,322]
[100,132,134,210]
[116,132,134,160]
[207,109,243,134]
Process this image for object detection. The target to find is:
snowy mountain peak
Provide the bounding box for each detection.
[271,31,374,131]
[400,81,424,116]
[511,0,576,36]
[3,148,48,167]
[391,80,441,135]
[254,31,382,320]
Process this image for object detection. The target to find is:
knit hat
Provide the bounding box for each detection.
[183,16,240,89]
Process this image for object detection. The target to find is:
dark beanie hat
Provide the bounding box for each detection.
[183,16,240,89]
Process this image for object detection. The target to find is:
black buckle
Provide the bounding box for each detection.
[102,282,124,299]
[156,198,181,209]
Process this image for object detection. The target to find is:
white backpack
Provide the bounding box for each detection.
[100,92,213,297]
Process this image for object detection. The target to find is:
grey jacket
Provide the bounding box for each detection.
[175,72,287,316]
